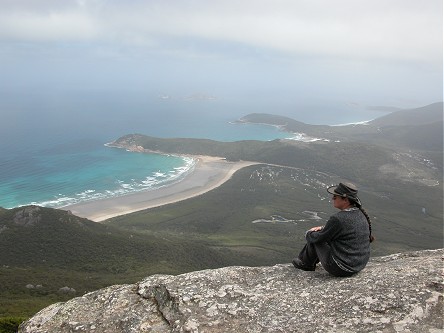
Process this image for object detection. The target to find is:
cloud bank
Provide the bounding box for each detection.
[0,0,441,110]
[0,0,441,66]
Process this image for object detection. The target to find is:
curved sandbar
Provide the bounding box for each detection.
[65,156,259,222]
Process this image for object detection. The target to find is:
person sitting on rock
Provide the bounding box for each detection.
[292,182,375,277]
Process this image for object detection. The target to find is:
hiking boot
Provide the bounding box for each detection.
[292,257,315,271]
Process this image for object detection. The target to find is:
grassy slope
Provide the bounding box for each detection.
[109,133,443,260]
[108,164,443,257]
[2,104,442,320]
[0,207,235,317]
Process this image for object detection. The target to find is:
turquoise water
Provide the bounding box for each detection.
[0,145,194,208]
[0,92,384,209]
[0,115,289,209]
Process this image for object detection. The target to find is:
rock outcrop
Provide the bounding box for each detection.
[13,205,42,226]
[19,249,443,333]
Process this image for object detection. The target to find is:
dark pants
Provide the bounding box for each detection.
[298,242,355,277]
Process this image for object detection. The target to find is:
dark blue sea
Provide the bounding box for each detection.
[0,91,386,209]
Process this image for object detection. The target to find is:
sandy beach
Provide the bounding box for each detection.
[64,156,259,222]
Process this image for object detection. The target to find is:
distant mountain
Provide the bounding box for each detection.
[371,120,443,151]
[363,102,443,151]
[239,102,443,151]
[369,102,443,127]
[366,105,403,112]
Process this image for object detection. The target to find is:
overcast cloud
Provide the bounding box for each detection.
[0,0,442,112]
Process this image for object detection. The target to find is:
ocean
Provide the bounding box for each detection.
[0,91,387,209]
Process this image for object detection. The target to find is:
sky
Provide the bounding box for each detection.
[0,0,442,121]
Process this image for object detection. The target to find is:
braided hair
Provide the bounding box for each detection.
[350,199,375,243]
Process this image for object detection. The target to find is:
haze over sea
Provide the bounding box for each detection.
[0,0,441,210]
[0,91,390,209]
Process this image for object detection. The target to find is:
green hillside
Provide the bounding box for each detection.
[369,102,443,127]
[1,102,442,323]
[113,133,442,189]
[107,162,442,256]
[0,206,237,318]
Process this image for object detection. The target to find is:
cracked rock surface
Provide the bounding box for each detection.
[19,249,443,333]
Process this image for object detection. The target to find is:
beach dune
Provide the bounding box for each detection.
[65,156,259,222]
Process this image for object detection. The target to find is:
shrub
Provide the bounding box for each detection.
[0,317,26,333]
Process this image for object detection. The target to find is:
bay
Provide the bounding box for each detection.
[0,91,384,209]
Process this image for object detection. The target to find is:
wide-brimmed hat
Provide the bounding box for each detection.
[327,182,361,205]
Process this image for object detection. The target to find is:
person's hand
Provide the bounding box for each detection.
[309,226,323,232]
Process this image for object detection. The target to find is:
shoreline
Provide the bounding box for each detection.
[64,156,260,222]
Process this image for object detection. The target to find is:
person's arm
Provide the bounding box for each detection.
[308,226,323,232]
[305,216,341,243]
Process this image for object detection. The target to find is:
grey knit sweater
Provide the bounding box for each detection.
[305,208,371,272]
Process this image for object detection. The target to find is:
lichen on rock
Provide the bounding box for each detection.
[19,249,443,333]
